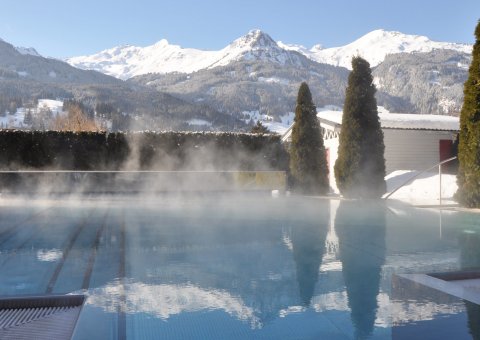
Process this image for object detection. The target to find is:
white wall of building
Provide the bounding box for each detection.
[383,129,456,174]
[324,129,457,194]
[324,137,340,193]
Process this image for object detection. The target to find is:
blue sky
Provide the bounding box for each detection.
[1,0,479,58]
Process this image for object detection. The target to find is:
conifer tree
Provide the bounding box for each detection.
[250,120,269,134]
[456,20,480,207]
[289,82,329,194]
[334,57,385,198]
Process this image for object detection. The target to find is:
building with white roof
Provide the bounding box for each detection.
[282,111,459,193]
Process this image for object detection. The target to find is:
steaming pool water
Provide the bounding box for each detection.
[0,194,479,339]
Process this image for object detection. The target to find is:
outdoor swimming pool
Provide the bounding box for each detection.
[0,194,478,339]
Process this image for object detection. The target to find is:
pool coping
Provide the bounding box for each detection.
[397,271,480,305]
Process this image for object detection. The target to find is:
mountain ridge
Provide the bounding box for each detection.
[67,30,307,80]
[66,29,473,79]
[0,38,233,131]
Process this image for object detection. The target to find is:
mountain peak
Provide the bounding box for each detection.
[355,29,429,44]
[153,39,170,47]
[307,29,472,69]
[231,29,277,49]
[310,44,323,52]
[15,46,41,57]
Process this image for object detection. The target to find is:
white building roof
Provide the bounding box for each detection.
[317,111,459,131]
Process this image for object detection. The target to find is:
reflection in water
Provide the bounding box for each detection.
[4,197,479,338]
[459,230,480,340]
[85,280,262,328]
[291,203,329,306]
[466,301,480,340]
[335,200,386,339]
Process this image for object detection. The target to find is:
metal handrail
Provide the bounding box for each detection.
[384,156,457,200]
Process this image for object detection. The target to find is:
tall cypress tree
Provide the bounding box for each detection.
[289,82,329,194]
[456,20,480,208]
[334,57,386,198]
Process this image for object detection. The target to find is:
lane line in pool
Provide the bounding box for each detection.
[0,217,52,268]
[45,212,93,294]
[81,211,109,290]
[117,212,127,340]
[0,207,53,248]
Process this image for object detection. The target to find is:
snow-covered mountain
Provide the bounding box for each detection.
[15,46,41,57]
[304,29,472,69]
[67,29,473,79]
[67,30,305,80]
[0,38,43,57]
[0,37,229,131]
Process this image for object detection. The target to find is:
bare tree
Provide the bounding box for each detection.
[51,105,100,131]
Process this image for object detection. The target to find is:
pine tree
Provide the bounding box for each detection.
[456,20,480,208]
[250,120,269,134]
[334,56,386,198]
[289,82,329,194]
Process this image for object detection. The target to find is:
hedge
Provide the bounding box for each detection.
[0,130,289,171]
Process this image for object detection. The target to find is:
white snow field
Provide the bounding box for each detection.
[384,170,458,205]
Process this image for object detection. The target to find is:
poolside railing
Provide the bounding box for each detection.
[384,156,457,204]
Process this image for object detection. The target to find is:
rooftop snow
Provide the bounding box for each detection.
[317,111,459,131]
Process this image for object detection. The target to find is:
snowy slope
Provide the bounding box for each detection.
[385,170,457,205]
[305,29,472,69]
[67,30,304,80]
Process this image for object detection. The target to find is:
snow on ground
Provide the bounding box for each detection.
[263,112,294,134]
[0,99,65,129]
[187,119,212,127]
[385,170,458,205]
[318,105,343,112]
[257,77,290,85]
[241,110,295,135]
[0,108,26,129]
[37,99,63,115]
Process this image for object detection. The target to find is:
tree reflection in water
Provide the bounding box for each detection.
[335,200,386,339]
[291,201,329,306]
[459,229,480,340]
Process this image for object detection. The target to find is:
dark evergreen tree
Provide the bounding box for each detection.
[456,20,480,208]
[250,120,269,134]
[23,109,33,125]
[289,82,329,194]
[334,57,386,198]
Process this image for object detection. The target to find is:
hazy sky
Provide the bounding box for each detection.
[1,0,479,58]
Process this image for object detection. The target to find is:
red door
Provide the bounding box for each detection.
[439,140,453,171]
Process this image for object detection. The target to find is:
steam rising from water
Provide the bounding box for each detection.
[0,133,287,196]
